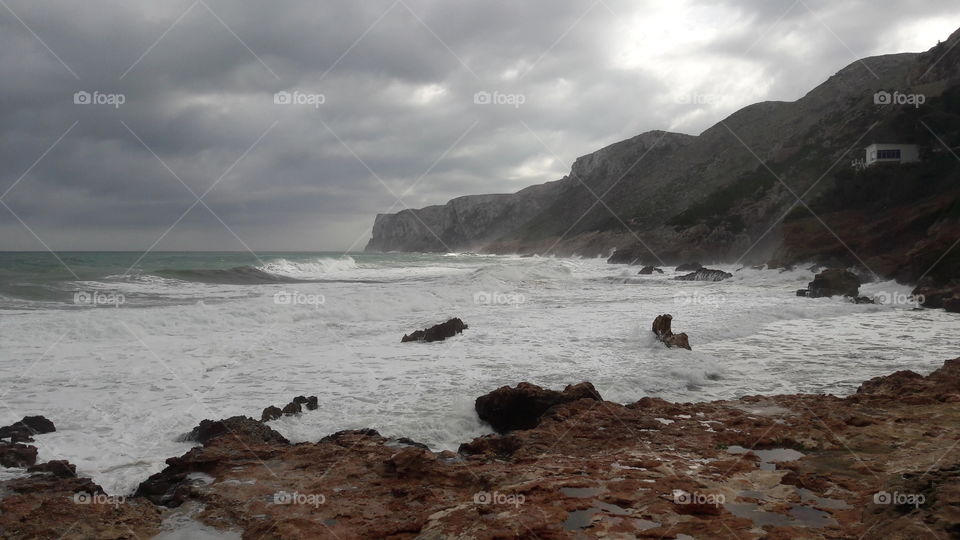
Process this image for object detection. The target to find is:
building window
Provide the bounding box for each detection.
[877,149,901,160]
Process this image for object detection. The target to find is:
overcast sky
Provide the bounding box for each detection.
[1,0,957,251]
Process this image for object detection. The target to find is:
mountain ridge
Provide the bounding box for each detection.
[365,30,960,274]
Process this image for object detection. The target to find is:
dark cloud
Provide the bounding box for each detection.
[0,0,957,250]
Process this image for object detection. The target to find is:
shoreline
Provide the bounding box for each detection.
[2,357,958,538]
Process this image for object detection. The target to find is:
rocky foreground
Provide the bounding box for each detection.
[2,360,960,539]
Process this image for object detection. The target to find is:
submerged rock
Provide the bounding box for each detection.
[638,265,664,275]
[652,314,692,350]
[474,381,602,433]
[675,268,732,282]
[401,318,468,343]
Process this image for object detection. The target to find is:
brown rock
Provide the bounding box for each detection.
[178,416,289,446]
[652,314,692,350]
[0,442,38,467]
[27,460,76,478]
[474,381,602,433]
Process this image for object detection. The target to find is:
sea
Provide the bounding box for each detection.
[0,251,955,495]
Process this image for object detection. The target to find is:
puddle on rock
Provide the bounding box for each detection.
[560,487,604,498]
[725,502,837,528]
[727,445,805,470]
[797,487,850,510]
[563,509,596,530]
[561,487,639,531]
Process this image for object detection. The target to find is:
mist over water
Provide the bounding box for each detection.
[0,252,954,494]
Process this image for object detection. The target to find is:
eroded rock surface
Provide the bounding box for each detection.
[3,360,960,538]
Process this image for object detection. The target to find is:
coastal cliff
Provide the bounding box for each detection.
[365,28,960,270]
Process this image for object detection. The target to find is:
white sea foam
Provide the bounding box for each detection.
[0,255,955,495]
[257,256,358,279]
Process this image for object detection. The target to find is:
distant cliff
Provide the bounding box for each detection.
[365,180,565,253]
[366,28,960,265]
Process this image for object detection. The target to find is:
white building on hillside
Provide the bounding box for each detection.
[864,143,921,167]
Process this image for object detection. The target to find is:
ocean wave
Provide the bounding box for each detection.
[256,257,357,279]
[468,259,574,283]
[153,266,303,285]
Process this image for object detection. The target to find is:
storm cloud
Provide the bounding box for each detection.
[1,0,957,251]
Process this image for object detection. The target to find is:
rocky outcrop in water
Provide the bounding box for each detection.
[675,268,733,282]
[798,268,861,298]
[0,415,55,443]
[474,382,602,433]
[637,265,663,274]
[401,317,468,343]
[652,314,692,350]
[176,416,289,446]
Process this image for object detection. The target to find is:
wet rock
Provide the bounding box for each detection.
[652,314,692,350]
[384,447,437,477]
[393,437,430,451]
[675,262,704,272]
[0,442,38,467]
[291,395,318,410]
[402,317,468,343]
[458,434,523,457]
[319,428,383,445]
[261,406,283,422]
[802,268,861,298]
[474,381,602,433]
[281,401,302,415]
[27,460,76,478]
[913,278,960,313]
[0,470,162,539]
[638,265,663,274]
[19,356,960,538]
[178,416,289,446]
[675,268,733,281]
[0,415,56,442]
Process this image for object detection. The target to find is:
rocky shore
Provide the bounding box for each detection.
[2,358,958,539]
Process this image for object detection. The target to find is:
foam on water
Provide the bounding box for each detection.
[257,256,358,279]
[0,255,955,496]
